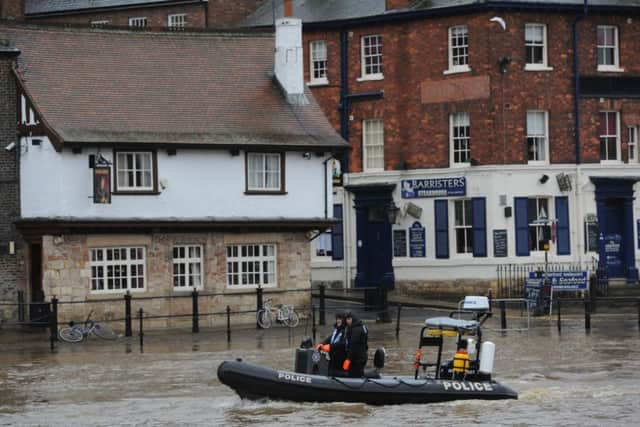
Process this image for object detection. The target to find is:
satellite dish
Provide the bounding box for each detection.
[490,16,507,31]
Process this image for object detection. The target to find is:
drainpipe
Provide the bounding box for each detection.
[339,30,350,173]
[573,0,588,164]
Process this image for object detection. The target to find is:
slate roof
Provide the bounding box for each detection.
[1,24,347,149]
[25,0,205,15]
[244,0,640,27]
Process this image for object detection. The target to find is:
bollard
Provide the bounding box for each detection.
[49,296,59,352]
[395,304,402,337]
[311,305,317,342]
[256,286,264,329]
[557,299,561,332]
[124,292,132,337]
[319,284,326,326]
[192,288,200,333]
[139,307,144,352]
[488,289,493,311]
[499,300,507,330]
[584,300,591,332]
[226,305,231,343]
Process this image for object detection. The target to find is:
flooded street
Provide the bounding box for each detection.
[1,310,640,426]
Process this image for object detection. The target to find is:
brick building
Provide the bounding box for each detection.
[0,20,346,324]
[1,0,266,29]
[246,0,640,297]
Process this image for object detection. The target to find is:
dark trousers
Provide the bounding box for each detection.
[348,362,366,378]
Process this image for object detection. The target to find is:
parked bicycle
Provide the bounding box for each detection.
[257,299,300,329]
[58,310,118,342]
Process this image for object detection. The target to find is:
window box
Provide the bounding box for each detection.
[245,152,286,194]
[90,247,146,293]
[226,244,277,288]
[113,150,158,194]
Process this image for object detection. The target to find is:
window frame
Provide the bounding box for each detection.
[599,111,621,163]
[445,25,470,75]
[90,247,146,294]
[526,110,550,165]
[524,23,552,71]
[226,244,278,289]
[168,13,187,30]
[597,25,622,72]
[113,149,158,195]
[452,199,473,256]
[628,126,638,163]
[528,197,551,254]
[359,35,384,81]
[172,244,204,290]
[309,40,329,85]
[362,119,385,172]
[244,152,286,195]
[128,17,148,28]
[450,112,471,167]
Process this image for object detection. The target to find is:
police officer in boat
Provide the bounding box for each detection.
[315,312,347,376]
[343,311,369,378]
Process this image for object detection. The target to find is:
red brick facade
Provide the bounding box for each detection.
[303,11,640,173]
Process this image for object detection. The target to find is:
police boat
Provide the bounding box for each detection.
[217,296,517,405]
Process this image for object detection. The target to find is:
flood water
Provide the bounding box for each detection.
[1,309,639,426]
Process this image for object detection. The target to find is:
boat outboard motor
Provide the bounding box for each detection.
[295,347,329,375]
[299,337,313,349]
[373,348,386,370]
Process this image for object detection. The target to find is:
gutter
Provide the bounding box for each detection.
[573,0,588,165]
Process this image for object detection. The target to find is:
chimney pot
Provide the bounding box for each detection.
[284,0,293,17]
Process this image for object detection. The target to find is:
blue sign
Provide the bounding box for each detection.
[409,222,426,258]
[527,271,588,291]
[401,177,466,199]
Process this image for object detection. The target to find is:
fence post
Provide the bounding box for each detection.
[499,300,507,330]
[319,284,326,326]
[124,291,132,337]
[226,305,231,343]
[395,304,402,337]
[18,290,25,322]
[557,299,561,332]
[584,300,591,332]
[138,307,144,351]
[256,286,263,329]
[637,298,640,330]
[192,288,200,333]
[49,296,58,352]
[311,305,317,342]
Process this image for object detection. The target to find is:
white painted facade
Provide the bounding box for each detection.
[20,137,333,220]
[312,164,640,285]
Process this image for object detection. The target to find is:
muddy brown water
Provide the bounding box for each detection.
[1,312,639,426]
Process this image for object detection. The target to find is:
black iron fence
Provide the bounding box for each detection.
[496,259,599,298]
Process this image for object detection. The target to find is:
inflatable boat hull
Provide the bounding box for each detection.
[217,360,517,405]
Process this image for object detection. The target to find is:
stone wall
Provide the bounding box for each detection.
[393,279,495,302]
[41,231,311,330]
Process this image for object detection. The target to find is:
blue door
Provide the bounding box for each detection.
[601,198,625,278]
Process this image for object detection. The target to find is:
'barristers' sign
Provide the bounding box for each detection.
[401,177,466,199]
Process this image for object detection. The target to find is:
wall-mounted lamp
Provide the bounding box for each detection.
[229,148,240,156]
[302,152,311,159]
[387,202,401,224]
[539,174,549,184]
[499,56,512,74]
[166,148,177,156]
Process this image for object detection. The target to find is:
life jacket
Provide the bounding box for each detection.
[329,327,343,345]
[452,349,470,373]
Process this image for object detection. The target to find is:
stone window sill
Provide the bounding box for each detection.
[524,65,554,72]
[443,66,471,75]
[357,74,384,82]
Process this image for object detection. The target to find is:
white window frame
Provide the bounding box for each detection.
[450,112,471,167]
[168,13,186,29]
[597,25,623,72]
[362,119,384,172]
[115,151,155,192]
[599,111,621,163]
[246,152,283,192]
[453,199,473,256]
[226,244,277,288]
[524,23,552,71]
[359,35,384,81]
[528,197,552,254]
[444,25,470,75]
[129,17,148,28]
[90,247,146,294]
[629,126,639,163]
[172,245,204,290]
[309,40,329,85]
[91,20,110,27]
[314,228,333,258]
[526,110,550,165]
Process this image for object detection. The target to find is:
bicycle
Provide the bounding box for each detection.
[257,299,300,329]
[58,310,119,343]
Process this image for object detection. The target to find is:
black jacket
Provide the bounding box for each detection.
[322,324,347,372]
[345,316,368,365]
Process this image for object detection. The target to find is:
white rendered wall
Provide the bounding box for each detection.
[20,137,331,220]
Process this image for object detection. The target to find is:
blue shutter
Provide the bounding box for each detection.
[435,200,449,259]
[555,196,571,255]
[331,204,344,261]
[472,197,487,257]
[515,197,530,257]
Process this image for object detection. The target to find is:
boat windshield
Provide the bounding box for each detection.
[424,317,478,334]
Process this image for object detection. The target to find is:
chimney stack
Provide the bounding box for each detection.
[274,4,306,105]
[284,0,293,17]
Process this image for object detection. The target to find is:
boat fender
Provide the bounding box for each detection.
[236,358,243,362]
[479,341,495,375]
[374,348,386,369]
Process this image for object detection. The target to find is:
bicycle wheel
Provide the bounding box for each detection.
[59,327,84,343]
[92,323,118,340]
[257,309,272,329]
[285,310,300,328]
